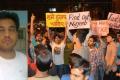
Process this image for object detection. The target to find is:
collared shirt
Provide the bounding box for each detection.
[105,42,117,67]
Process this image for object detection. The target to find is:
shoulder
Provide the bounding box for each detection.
[61,74,70,80]
[111,42,117,50]
[50,41,55,45]
[16,51,26,56]
[15,51,27,60]
[28,77,35,80]
[113,42,117,47]
[61,41,66,46]
[49,76,60,80]
[108,42,117,47]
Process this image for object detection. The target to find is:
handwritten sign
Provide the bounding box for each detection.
[67,11,91,29]
[91,20,109,36]
[107,12,120,29]
[46,13,67,27]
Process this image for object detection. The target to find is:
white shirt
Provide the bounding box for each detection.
[50,41,66,65]
[28,75,60,80]
[72,46,89,61]
[67,30,90,61]
[0,51,27,80]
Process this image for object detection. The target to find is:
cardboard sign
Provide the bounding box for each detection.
[108,12,120,29]
[46,13,67,27]
[67,11,91,29]
[91,20,109,36]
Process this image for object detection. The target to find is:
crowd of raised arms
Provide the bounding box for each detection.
[28,14,120,80]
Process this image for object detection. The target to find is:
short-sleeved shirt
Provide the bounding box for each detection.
[0,51,27,80]
[61,74,90,80]
[50,41,66,65]
[28,75,60,80]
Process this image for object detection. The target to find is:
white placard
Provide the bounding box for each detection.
[91,20,109,36]
[67,11,91,30]
[108,12,120,29]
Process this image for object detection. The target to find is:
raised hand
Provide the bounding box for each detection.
[31,14,35,22]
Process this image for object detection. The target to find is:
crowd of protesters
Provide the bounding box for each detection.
[28,14,120,80]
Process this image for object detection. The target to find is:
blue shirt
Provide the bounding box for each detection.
[61,74,70,80]
[61,74,93,80]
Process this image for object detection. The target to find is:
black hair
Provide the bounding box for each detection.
[34,44,46,56]
[69,53,89,68]
[69,53,90,75]
[54,33,62,39]
[35,32,41,38]
[35,46,52,72]
[107,33,116,39]
[89,35,99,42]
[0,11,19,31]
[76,29,89,43]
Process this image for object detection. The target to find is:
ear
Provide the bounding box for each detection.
[81,69,84,74]
[69,64,71,69]
[50,63,53,67]
[112,38,114,41]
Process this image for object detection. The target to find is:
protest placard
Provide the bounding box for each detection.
[67,11,91,29]
[108,12,120,29]
[91,20,109,36]
[46,13,67,27]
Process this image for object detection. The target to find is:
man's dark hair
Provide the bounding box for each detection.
[76,29,89,43]
[0,11,19,31]
[35,32,41,39]
[69,53,90,75]
[69,53,89,68]
[89,35,99,42]
[54,33,62,39]
[107,33,115,39]
[36,48,52,72]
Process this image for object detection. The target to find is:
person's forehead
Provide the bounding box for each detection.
[88,37,93,41]
[55,36,60,39]
[71,68,82,74]
[107,35,112,38]
[0,18,16,27]
[36,34,41,36]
